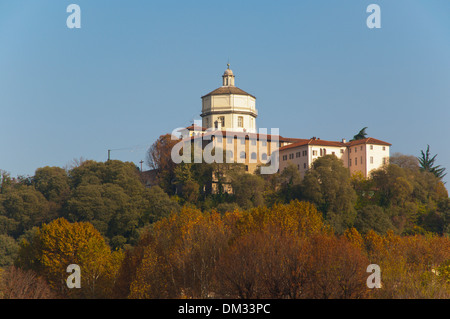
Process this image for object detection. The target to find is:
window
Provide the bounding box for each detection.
[218,116,225,127]
[240,137,245,145]
[227,136,233,144]
[238,116,243,128]
[262,153,268,161]
[340,149,344,154]
[262,140,267,147]
[240,151,246,159]
[205,118,209,128]
[251,152,257,160]
[349,159,352,166]
[370,156,373,164]
[360,146,363,151]
[370,145,373,150]
[289,153,294,160]
[355,157,357,165]
[323,149,327,155]
[313,150,317,156]
[251,138,257,146]
[282,155,287,161]
[383,157,387,165]
[355,147,357,153]
[382,146,386,151]
[303,150,307,156]
[304,163,306,169]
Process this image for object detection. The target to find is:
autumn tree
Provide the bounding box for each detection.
[16,218,123,298]
[214,228,309,299]
[0,266,56,299]
[303,234,369,299]
[146,134,180,194]
[129,207,231,299]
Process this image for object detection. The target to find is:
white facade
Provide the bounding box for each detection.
[279,138,391,178]
[201,65,258,133]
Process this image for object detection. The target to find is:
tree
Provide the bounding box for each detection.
[129,207,231,299]
[389,153,419,171]
[230,173,266,209]
[277,163,302,203]
[0,266,56,299]
[350,127,368,141]
[146,134,180,193]
[0,235,19,267]
[16,218,123,298]
[33,166,70,204]
[304,234,369,299]
[1,185,50,237]
[66,160,152,247]
[301,155,357,233]
[354,205,394,235]
[142,185,180,223]
[214,229,309,299]
[418,145,447,180]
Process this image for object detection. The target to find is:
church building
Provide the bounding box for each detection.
[184,65,391,179]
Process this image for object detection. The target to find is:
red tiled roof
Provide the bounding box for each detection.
[201,86,256,99]
[279,138,345,151]
[185,124,207,131]
[346,137,391,146]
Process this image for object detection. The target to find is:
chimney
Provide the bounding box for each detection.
[342,138,347,143]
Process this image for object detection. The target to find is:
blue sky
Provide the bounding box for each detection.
[0,0,449,186]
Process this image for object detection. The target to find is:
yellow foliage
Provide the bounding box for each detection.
[22,218,123,298]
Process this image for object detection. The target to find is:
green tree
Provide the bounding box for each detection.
[142,185,180,223]
[418,145,447,180]
[350,127,368,141]
[301,155,357,233]
[1,185,50,237]
[354,205,394,235]
[0,235,19,267]
[230,172,266,209]
[277,163,302,203]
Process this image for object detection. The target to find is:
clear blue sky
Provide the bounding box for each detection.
[1,0,449,187]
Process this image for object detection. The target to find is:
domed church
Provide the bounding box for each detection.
[200,64,258,133]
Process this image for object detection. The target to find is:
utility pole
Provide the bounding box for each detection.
[107,149,111,161]
[139,160,144,172]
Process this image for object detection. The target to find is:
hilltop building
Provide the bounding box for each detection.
[182,65,391,179]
